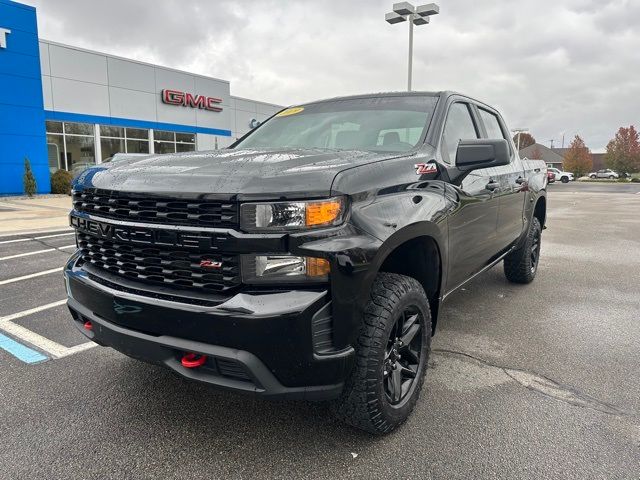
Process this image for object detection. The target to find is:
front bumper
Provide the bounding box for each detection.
[64,255,354,401]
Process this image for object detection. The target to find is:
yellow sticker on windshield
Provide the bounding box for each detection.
[276,107,304,117]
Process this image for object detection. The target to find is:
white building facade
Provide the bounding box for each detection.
[0,0,282,194]
[41,39,282,174]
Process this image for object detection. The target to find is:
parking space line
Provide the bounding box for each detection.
[0,300,97,360]
[0,244,76,261]
[0,267,62,286]
[0,322,80,359]
[0,300,67,322]
[0,232,74,245]
[0,228,72,239]
[0,333,48,364]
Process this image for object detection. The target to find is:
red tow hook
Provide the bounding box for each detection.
[181,352,207,368]
[83,320,93,331]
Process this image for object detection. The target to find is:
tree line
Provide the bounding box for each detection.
[513,126,640,177]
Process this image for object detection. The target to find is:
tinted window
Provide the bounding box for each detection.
[479,109,505,140]
[441,103,478,163]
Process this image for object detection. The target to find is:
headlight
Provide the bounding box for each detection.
[241,255,330,284]
[240,197,345,232]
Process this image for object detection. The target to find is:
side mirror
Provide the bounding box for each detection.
[455,139,510,171]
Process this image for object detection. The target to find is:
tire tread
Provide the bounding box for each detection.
[333,273,431,434]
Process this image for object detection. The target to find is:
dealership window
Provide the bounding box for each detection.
[46,134,64,173]
[100,125,150,160]
[45,121,96,173]
[153,130,196,154]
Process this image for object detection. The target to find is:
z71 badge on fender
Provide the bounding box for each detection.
[414,162,438,175]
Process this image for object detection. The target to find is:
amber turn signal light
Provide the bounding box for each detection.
[306,199,343,227]
[306,257,330,277]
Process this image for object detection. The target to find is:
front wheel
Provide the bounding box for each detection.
[590,174,597,179]
[561,176,569,183]
[609,175,615,179]
[504,217,542,284]
[332,273,431,434]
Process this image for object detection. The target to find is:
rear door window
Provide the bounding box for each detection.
[478,109,506,140]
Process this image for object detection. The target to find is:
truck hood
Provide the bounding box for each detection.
[76,148,396,199]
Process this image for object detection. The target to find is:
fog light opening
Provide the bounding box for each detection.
[83,320,93,331]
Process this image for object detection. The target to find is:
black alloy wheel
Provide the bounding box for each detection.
[383,306,424,406]
[530,227,541,275]
[382,306,423,406]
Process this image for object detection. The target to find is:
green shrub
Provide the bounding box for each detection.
[50,169,73,194]
[23,158,37,197]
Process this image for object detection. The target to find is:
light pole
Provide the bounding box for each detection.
[385,2,440,91]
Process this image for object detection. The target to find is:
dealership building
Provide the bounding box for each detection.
[0,0,282,195]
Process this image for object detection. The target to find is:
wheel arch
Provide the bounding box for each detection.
[365,222,446,335]
[533,195,546,228]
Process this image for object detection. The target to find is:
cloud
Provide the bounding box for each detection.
[25,0,640,151]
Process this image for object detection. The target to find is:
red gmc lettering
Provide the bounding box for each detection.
[161,89,223,112]
[205,97,223,112]
[162,89,184,106]
[185,93,205,109]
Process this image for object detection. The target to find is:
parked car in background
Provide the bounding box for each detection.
[547,170,556,183]
[547,167,574,183]
[589,169,619,179]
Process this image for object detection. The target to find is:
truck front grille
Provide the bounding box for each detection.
[72,189,238,229]
[77,232,241,293]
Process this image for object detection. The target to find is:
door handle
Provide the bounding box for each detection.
[486,181,500,191]
[515,177,525,185]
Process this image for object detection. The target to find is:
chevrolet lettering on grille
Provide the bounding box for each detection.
[70,215,220,250]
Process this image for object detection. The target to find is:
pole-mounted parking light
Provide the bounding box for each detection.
[385,2,440,91]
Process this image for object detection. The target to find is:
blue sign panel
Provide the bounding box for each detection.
[0,0,48,194]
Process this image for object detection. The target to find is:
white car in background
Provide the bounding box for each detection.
[547,167,574,183]
[589,169,619,179]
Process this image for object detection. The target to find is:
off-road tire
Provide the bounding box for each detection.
[504,217,542,284]
[332,273,431,435]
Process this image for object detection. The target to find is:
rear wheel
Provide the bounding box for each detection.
[504,217,542,284]
[333,273,431,434]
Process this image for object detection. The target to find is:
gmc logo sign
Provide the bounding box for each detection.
[161,89,223,112]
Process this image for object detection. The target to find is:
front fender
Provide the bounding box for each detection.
[320,183,450,348]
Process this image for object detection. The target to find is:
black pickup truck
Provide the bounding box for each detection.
[65,92,547,434]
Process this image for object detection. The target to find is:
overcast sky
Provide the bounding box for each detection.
[24,0,640,152]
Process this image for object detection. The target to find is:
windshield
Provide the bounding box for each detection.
[234,95,438,153]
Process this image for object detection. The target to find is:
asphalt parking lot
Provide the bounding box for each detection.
[1,185,639,479]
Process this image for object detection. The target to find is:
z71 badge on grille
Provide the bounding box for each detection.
[200,260,223,270]
[414,163,438,175]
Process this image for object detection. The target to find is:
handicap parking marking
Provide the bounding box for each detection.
[0,333,48,364]
[0,244,76,261]
[0,300,97,363]
[0,267,63,286]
